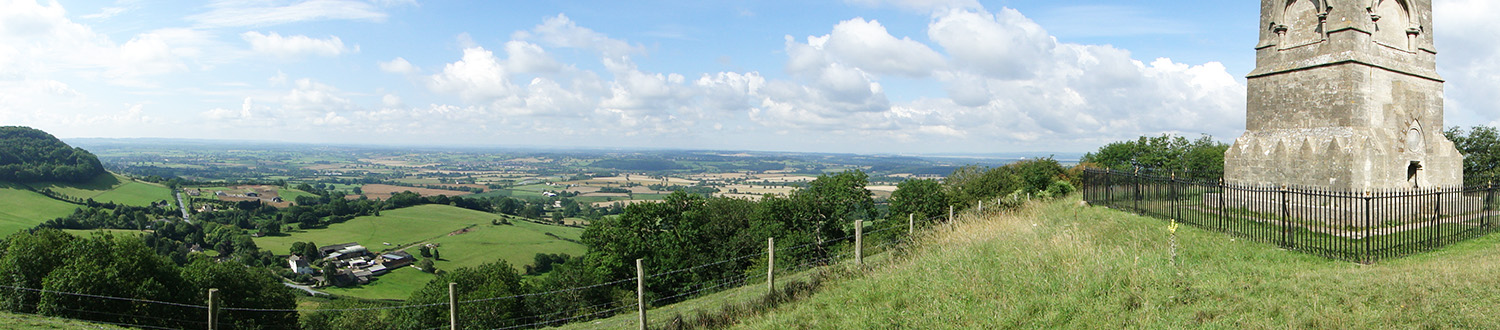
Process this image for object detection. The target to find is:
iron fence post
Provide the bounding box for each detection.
[1133,167,1141,213]
[1218,179,1225,232]
[1436,189,1444,247]
[1487,182,1495,231]
[1281,186,1289,248]
[1170,173,1178,223]
[1364,193,1371,263]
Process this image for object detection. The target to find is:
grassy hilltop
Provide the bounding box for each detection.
[734,195,1500,329]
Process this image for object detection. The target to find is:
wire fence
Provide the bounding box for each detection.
[0,209,963,330]
[1082,168,1500,263]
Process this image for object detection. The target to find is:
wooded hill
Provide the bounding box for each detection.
[0,126,105,183]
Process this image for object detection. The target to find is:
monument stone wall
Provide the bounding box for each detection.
[1225,0,1463,191]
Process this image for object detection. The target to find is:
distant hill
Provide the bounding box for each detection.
[0,126,105,183]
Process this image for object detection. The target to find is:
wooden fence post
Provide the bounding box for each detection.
[207,288,217,330]
[948,205,954,223]
[767,237,775,296]
[977,200,982,213]
[908,213,914,237]
[637,258,646,330]
[449,282,457,330]
[855,220,864,265]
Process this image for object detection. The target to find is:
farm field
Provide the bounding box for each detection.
[319,266,430,301]
[254,204,584,300]
[356,184,473,200]
[254,204,497,254]
[0,185,78,236]
[32,174,172,206]
[424,218,586,272]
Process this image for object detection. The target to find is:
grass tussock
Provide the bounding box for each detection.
[732,195,1500,329]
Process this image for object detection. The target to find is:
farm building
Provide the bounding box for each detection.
[288,255,313,275]
[317,242,361,258]
[381,251,415,268]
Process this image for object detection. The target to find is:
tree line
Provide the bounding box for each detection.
[1082,128,1500,186]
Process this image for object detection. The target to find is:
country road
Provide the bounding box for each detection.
[175,191,191,223]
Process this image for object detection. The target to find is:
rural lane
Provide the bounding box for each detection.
[175,191,191,223]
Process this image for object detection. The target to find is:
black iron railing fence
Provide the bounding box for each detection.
[1083,168,1500,263]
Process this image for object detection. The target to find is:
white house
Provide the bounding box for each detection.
[288,255,313,275]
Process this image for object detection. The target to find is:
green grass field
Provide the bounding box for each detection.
[0,184,79,236]
[255,204,498,254]
[255,204,584,300]
[728,195,1500,329]
[32,174,173,206]
[0,311,137,330]
[320,266,431,301]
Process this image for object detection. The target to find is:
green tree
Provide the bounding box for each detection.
[181,258,298,330]
[889,178,948,220]
[418,259,436,273]
[1446,126,1500,186]
[394,260,524,329]
[794,170,876,244]
[1082,134,1228,181]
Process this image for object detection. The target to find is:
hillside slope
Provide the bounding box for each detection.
[0,126,105,183]
[734,196,1500,329]
[0,183,79,236]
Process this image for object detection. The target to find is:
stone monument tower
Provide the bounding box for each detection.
[1225,0,1463,191]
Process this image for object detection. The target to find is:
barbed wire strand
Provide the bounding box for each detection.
[458,276,636,305]
[0,285,207,310]
[490,304,634,330]
[4,302,203,330]
[221,300,449,313]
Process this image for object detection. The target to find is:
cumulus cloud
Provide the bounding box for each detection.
[242,32,352,58]
[820,18,946,77]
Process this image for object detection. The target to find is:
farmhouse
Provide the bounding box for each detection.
[288,255,313,275]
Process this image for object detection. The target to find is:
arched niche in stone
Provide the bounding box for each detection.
[1370,0,1413,51]
[1281,0,1326,48]
[1406,119,1425,188]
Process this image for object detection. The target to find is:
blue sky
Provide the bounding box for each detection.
[2,0,1496,154]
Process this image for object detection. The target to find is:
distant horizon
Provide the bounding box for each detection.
[62,135,1086,161]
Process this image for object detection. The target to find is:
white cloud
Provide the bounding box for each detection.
[188,0,390,28]
[821,18,946,77]
[515,14,644,59]
[1434,0,1500,128]
[0,1,213,87]
[379,57,417,74]
[427,47,522,104]
[929,8,1055,80]
[241,32,352,58]
[82,6,127,19]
